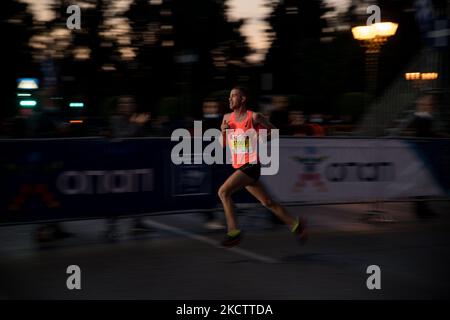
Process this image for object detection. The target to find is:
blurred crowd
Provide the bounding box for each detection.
[0,93,366,139]
[2,90,446,140]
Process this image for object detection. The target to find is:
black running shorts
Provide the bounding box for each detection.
[237,162,261,181]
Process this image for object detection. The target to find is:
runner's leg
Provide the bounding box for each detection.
[245,181,296,228]
[218,170,255,232]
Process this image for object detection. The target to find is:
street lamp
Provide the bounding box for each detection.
[352,22,398,222]
[352,22,398,93]
[352,21,398,134]
[352,22,398,46]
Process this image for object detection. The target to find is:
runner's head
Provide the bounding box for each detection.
[229,87,248,110]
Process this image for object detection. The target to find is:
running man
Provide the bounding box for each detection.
[218,87,308,247]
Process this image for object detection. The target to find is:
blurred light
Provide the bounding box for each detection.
[19,100,37,107]
[69,120,83,124]
[17,78,39,90]
[405,72,421,80]
[405,72,438,80]
[119,47,136,60]
[78,2,96,9]
[74,47,91,60]
[17,93,31,97]
[286,6,298,15]
[421,72,438,80]
[162,40,175,47]
[321,37,334,43]
[150,0,163,5]
[102,64,116,71]
[352,22,398,40]
[373,22,398,37]
[7,18,22,24]
[69,102,84,108]
[351,25,377,40]
[161,10,172,16]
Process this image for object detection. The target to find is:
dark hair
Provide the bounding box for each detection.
[232,86,249,98]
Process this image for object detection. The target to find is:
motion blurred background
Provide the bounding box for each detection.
[0,0,450,300]
[1,0,448,137]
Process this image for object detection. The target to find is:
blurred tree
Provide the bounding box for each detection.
[0,0,36,118]
[376,0,424,95]
[264,0,332,95]
[125,0,251,118]
[263,0,427,118]
[337,92,370,123]
[61,0,123,117]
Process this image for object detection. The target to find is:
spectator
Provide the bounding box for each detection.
[287,110,306,136]
[269,96,290,135]
[33,88,73,242]
[409,93,438,219]
[307,114,325,136]
[109,96,151,138]
[287,111,325,137]
[105,95,154,241]
[201,99,225,230]
[409,94,436,137]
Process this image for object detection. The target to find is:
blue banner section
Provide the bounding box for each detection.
[407,139,450,194]
[1,138,448,225]
[0,138,229,224]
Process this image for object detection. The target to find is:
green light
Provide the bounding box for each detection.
[17,93,31,97]
[19,100,37,107]
[69,102,84,108]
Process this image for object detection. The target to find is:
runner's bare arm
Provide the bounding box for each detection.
[220,113,231,147]
[253,112,276,130]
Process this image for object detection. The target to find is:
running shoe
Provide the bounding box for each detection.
[221,230,243,248]
[35,224,73,243]
[292,218,308,245]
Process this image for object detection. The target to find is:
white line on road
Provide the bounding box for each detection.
[145,218,279,264]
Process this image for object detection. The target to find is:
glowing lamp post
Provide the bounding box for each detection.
[352,22,398,41]
[352,22,398,94]
[352,22,398,219]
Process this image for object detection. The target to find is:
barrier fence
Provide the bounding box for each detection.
[1,137,449,225]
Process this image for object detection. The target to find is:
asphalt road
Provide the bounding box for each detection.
[1,202,449,300]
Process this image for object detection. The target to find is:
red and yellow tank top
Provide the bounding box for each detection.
[227,110,259,169]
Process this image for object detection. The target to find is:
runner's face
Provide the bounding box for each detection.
[229,89,244,110]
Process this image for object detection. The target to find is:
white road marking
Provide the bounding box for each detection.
[145,218,279,264]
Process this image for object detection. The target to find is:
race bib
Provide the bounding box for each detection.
[231,134,253,154]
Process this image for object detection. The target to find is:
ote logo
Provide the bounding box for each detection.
[291,147,328,192]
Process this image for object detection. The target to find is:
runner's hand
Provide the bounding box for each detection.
[221,120,230,133]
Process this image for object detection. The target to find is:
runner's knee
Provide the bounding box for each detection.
[218,186,231,199]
